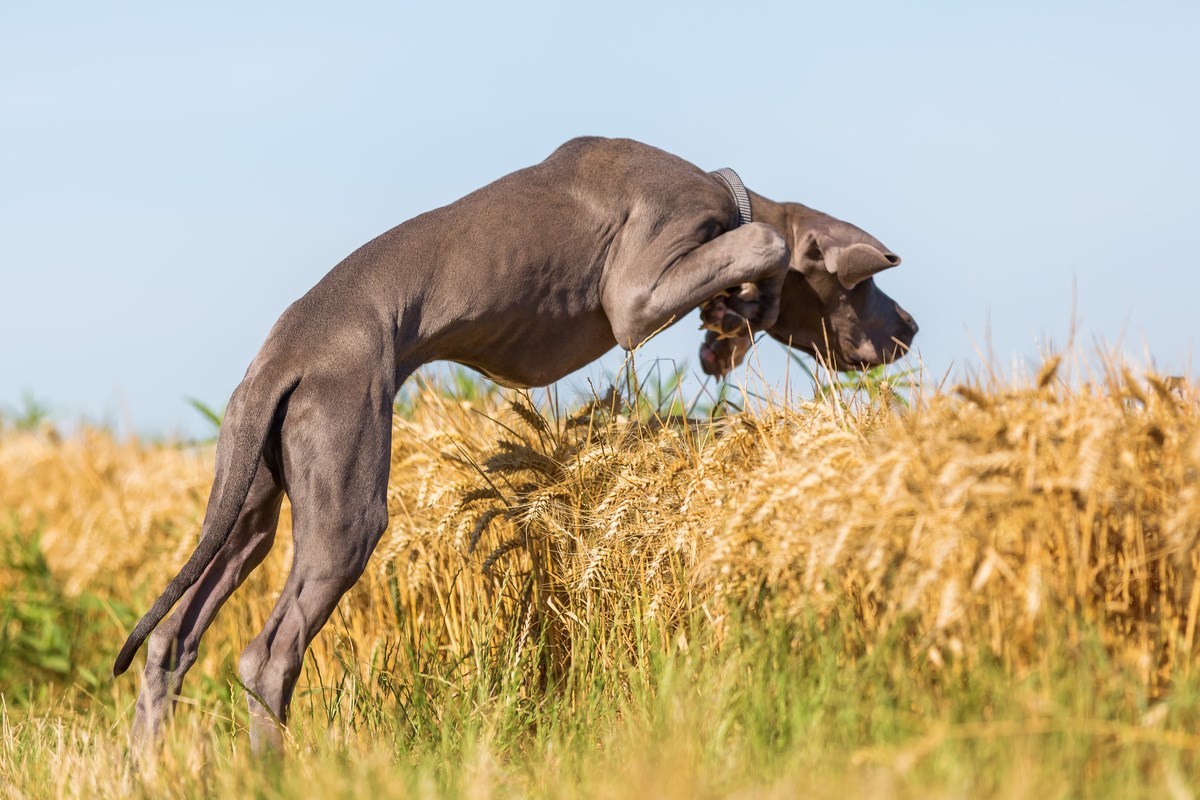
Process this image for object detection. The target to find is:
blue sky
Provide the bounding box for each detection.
[2,1,1198,436]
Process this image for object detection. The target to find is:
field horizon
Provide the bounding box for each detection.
[3,353,1199,798]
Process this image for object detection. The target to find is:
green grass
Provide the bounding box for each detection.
[0,392,53,434]
[2,528,1198,798]
[5,358,1200,798]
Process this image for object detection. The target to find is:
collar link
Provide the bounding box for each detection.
[712,167,752,227]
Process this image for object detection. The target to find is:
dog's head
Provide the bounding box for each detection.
[766,204,917,368]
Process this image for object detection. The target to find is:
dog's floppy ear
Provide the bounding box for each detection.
[800,217,902,290]
[825,243,901,289]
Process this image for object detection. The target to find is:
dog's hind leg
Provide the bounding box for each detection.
[237,376,393,753]
[131,458,284,748]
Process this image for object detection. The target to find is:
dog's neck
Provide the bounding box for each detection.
[746,191,821,242]
[746,191,791,236]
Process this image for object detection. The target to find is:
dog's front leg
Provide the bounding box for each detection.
[603,221,789,367]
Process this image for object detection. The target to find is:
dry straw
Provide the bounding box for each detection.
[2,354,1198,698]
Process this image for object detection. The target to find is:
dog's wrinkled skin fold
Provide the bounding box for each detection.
[112,137,917,755]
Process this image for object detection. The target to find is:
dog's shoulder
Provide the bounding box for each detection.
[548,135,646,158]
[547,137,693,173]
[535,138,738,242]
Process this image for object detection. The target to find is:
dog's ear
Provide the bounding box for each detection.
[793,213,902,289]
[825,243,901,289]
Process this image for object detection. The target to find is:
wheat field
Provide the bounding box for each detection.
[2,356,1200,798]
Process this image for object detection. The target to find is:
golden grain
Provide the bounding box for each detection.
[2,361,1198,701]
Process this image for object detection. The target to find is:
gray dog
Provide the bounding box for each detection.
[113,137,917,753]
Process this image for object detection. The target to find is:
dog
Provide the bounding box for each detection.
[112,136,917,753]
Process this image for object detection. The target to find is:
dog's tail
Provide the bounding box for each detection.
[112,367,300,678]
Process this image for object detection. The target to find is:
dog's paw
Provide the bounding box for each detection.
[701,278,781,339]
[699,295,751,339]
[726,280,781,332]
[699,329,752,377]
